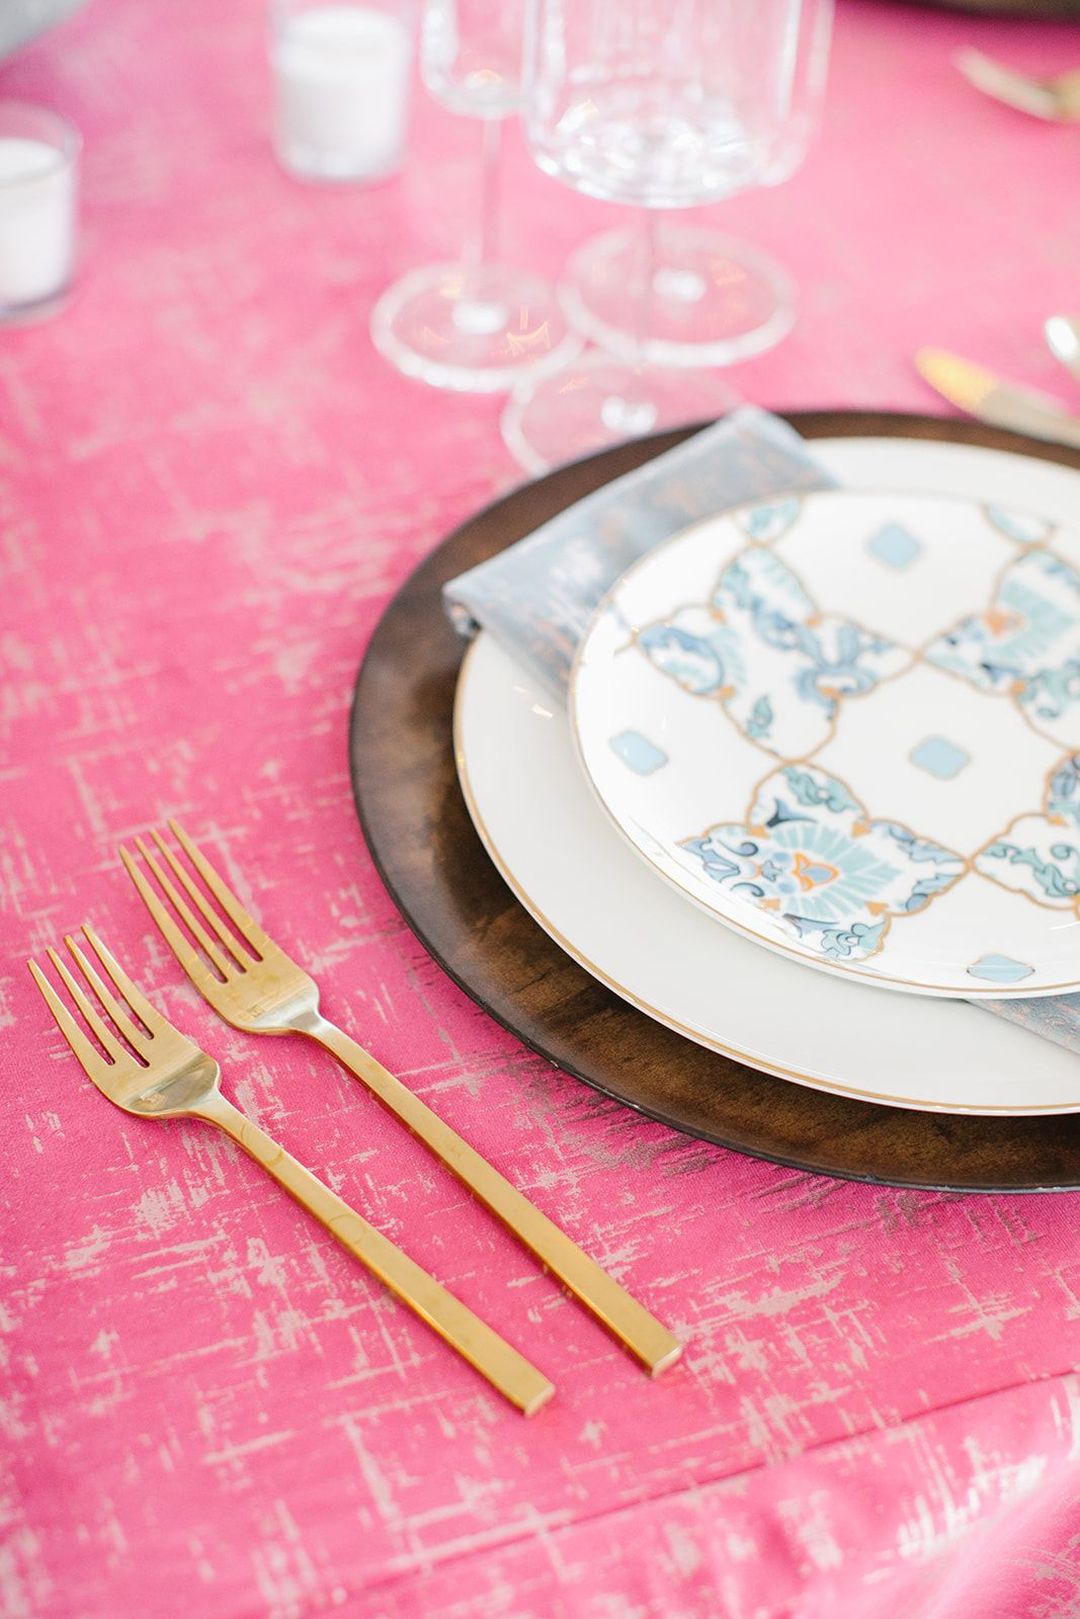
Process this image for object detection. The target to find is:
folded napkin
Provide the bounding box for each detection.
[444,408,1080,1057]
[446,410,834,696]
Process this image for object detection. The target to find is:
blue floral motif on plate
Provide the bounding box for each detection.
[924,550,1080,746]
[681,764,967,961]
[976,753,1080,911]
[637,549,911,757]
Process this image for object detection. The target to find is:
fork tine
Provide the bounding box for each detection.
[149,827,254,969]
[169,820,273,957]
[133,837,233,979]
[81,924,171,1038]
[28,958,111,1082]
[120,844,226,993]
[46,947,128,1064]
[64,933,150,1052]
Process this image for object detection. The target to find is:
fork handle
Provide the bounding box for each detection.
[198,1092,555,1415]
[307,1018,683,1375]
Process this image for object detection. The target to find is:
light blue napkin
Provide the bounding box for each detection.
[444,407,1080,1057]
[446,409,834,696]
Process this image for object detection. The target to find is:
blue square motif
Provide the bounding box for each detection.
[868,523,921,569]
[609,730,668,775]
[910,736,970,780]
[967,954,1034,985]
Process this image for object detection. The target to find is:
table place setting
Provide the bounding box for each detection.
[361,403,1080,1168]
[8,0,1080,1615]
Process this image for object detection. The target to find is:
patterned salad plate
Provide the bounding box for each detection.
[571,489,1080,998]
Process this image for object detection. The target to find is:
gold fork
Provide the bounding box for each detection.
[120,823,683,1376]
[28,926,555,1415]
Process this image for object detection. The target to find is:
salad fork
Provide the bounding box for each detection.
[28,926,555,1415]
[120,823,683,1376]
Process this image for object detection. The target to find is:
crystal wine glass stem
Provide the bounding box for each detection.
[600,209,661,434]
[467,116,504,269]
[631,208,659,367]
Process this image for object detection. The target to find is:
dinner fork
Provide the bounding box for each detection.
[28,926,555,1415]
[120,823,683,1375]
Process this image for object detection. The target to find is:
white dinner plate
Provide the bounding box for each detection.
[572,488,1080,998]
[454,437,1080,1114]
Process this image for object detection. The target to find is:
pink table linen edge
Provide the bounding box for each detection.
[3,2,1080,1616]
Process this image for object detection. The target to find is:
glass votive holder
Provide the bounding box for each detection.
[270,0,414,183]
[0,101,79,322]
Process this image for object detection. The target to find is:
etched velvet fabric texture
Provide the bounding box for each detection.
[6,2,1080,1617]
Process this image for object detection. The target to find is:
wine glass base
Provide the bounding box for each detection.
[561,226,797,368]
[501,351,741,475]
[371,262,579,393]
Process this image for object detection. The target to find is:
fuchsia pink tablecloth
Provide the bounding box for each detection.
[4,3,1080,1615]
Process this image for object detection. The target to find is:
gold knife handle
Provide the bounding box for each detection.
[307,1017,683,1376]
[199,1091,555,1415]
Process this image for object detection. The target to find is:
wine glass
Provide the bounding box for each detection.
[371,0,577,393]
[560,4,832,369]
[502,0,834,471]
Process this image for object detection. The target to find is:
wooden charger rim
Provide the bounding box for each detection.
[349,412,1080,1192]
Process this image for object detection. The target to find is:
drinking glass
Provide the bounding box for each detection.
[503,0,833,470]
[560,4,832,368]
[371,0,576,392]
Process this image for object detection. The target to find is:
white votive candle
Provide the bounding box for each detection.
[272,2,413,182]
[0,104,79,318]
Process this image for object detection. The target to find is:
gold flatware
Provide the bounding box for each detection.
[1045,315,1080,383]
[120,823,683,1377]
[956,48,1080,123]
[915,347,1080,451]
[29,926,555,1416]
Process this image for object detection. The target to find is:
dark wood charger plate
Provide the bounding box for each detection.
[350,411,1080,1193]
[919,1,1080,12]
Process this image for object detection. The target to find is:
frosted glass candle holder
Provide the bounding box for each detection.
[0,102,79,322]
[271,0,414,182]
